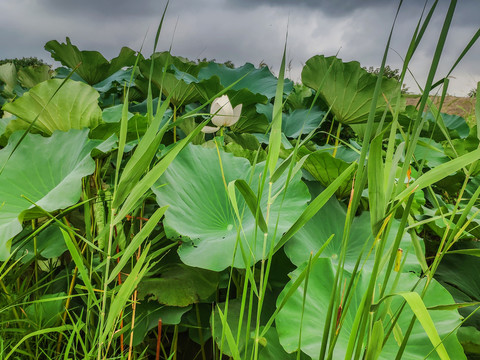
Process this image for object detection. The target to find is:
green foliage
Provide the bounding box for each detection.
[0,129,107,260]
[0,57,49,68]
[0,4,478,359]
[302,55,405,126]
[45,37,137,85]
[3,79,102,136]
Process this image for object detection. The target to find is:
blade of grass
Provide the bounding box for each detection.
[267,33,287,178]
[273,162,356,253]
[107,206,168,283]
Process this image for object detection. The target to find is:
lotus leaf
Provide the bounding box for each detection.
[288,147,357,199]
[0,63,17,90]
[137,263,219,307]
[17,65,52,88]
[212,299,304,359]
[285,182,419,272]
[276,258,466,359]
[138,54,204,107]
[25,292,66,329]
[131,301,191,346]
[301,55,404,125]
[198,62,293,101]
[435,241,480,330]
[44,37,137,85]
[414,137,450,168]
[256,103,326,138]
[0,129,101,260]
[92,68,133,94]
[152,144,310,271]
[3,79,102,136]
[13,223,67,262]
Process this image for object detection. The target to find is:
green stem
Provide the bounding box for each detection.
[332,123,342,158]
[195,304,207,360]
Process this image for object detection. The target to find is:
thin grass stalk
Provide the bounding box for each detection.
[156,319,162,360]
[320,178,356,359]
[394,0,456,200]
[56,265,79,354]
[350,0,402,216]
[296,253,313,360]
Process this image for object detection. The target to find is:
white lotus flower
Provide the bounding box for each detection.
[202,95,242,133]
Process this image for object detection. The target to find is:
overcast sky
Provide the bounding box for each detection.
[1,0,479,96]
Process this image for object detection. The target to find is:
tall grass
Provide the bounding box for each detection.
[1,0,479,359]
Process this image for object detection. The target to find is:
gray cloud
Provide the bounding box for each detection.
[42,0,162,18]
[229,0,388,17]
[0,0,478,95]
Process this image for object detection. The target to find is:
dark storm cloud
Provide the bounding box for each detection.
[42,0,162,18]
[0,0,478,95]
[230,0,388,17]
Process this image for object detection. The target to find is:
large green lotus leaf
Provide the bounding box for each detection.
[3,79,101,136]
[138,60,202,107]
[25,292,66,329]
[302,55,404,125]
[231,103,270,134]
[435,241,480,329]
[198,62,294,100]
[414,137,450,168]
[211,299,256,357]
[92,68,133,94]
[132,301,191,346]
[443,126,480,176]
[152,144,310,271]
[172,62,274,108]
[212,299,306,359]
[424,111,470,141]
[285,182,419,273]
[257,326,310,360]
[285,146,357,199]
[0,129,100,260]
[276,258,465,359]
[17,65,52,88]
[44,37,137,85]
[314,143,360,163]
[285,84,314,111]
[137,263,219,307]
[13,223,67,262]
[256,103,326,138]
[457,327,480,357]
[0,63,17,91]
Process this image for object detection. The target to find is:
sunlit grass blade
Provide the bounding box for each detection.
[100,243,151,350]
[60,229,98,306]
[113,96,172,208]
[395,147,480,202]
[4,325,74,360]
[113,119,208,224]
[267,35,287,177]
[216,306,242,360]
[431,27,480,90]
[374,291,451,360]
[368,133,386,234]
[231,179,268,234]
[365,320,384,360]
[273,162,356,253]
[107,206,168,283]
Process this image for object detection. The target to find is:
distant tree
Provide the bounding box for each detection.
[468,87,477,98]
[197,58,235,69]
[364,65,409,93]
[222,60,235,69]
[0,57,50,68]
